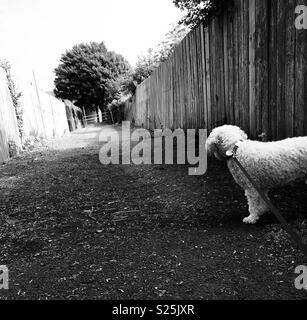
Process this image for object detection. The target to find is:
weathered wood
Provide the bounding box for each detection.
[276,0,287,139]
[255,0,269,137]
[241,0,250,133]
[284,0,296,138]
[1,68,69,162]
[233,0,240,127]
[223,9,229,125]
[227,5,234,125]
[217,15,226,127]
[200,24,208,129]
[237,0,243,128]
[209,19,217,127]
[249,0,256,137]
[124,1,307,141]
[294,0,307,136]
[204,26,212,132]
[268,0,277,140]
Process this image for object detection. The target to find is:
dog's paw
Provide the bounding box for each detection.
[243,216,258,224]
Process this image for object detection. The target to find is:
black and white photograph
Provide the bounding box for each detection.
[0,0,307,305]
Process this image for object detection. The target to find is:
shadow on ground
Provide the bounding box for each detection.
[0,124,306,300]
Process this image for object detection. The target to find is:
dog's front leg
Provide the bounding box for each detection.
[243,190,269,224]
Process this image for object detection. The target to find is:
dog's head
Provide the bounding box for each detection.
[205,125,248,160]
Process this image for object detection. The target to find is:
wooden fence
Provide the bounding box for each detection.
[64,100,85,132]
[0,68,21,163]
[125,0,307,140]
[21,80,69,140]
[0,67,69,162]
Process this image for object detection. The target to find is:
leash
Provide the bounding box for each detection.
[228,143,307,257]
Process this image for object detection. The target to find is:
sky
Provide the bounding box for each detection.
[0,0,184,91]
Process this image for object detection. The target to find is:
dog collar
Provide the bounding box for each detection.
[226,141,243,159]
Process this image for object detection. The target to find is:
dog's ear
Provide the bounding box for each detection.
[205,135,217,156]
[214,152,225,161]
[206,135,226,160]
[206,128,225,157]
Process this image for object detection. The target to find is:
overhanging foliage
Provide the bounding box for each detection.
[173,0,232,28]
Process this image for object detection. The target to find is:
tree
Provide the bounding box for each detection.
[122,49,157,94]
[123,24,189,94]
[54,42,131,113]
[153,24,189,63]
[173,0,231,29]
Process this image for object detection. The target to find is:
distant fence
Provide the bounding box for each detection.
[21,81,69,139]
[125,0,307,140]
[0,68,69,162]
[64,100,85,132]
[84,109,114,125]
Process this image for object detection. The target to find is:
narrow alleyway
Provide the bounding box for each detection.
[0,125,306,300]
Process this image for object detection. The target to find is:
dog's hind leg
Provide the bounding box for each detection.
[243,190,269,224]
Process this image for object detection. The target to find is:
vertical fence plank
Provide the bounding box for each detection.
[227,5,234,125]
[190,30,197,129]
[195,25,203,129]
[194,27,203,130]
[218,15,226,127]
[223,9,229,125]
[268,0,277,140]
[209,20,217,128]
[238,0,244,127]
[255,0,269,137]
[249,0,256,137]
[294,0,307,136]
[189,30,196,129]
[177,39,183,129]
[204,26,212,131]
[200,24,208,129]
[241,0,250,133]
[276,0,287,139]
[233,0,240,126]
[284,0,296,138]
[183,36,189,128]
[180,39,186,129]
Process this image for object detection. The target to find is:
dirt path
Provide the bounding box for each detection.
[0,124,306,300]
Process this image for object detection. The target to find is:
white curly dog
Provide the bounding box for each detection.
[206,125,307,224]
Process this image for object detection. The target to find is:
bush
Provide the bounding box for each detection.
[173,0,232,29]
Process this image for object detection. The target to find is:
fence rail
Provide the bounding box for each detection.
[124,0,307,140]
[84,110,114,125]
